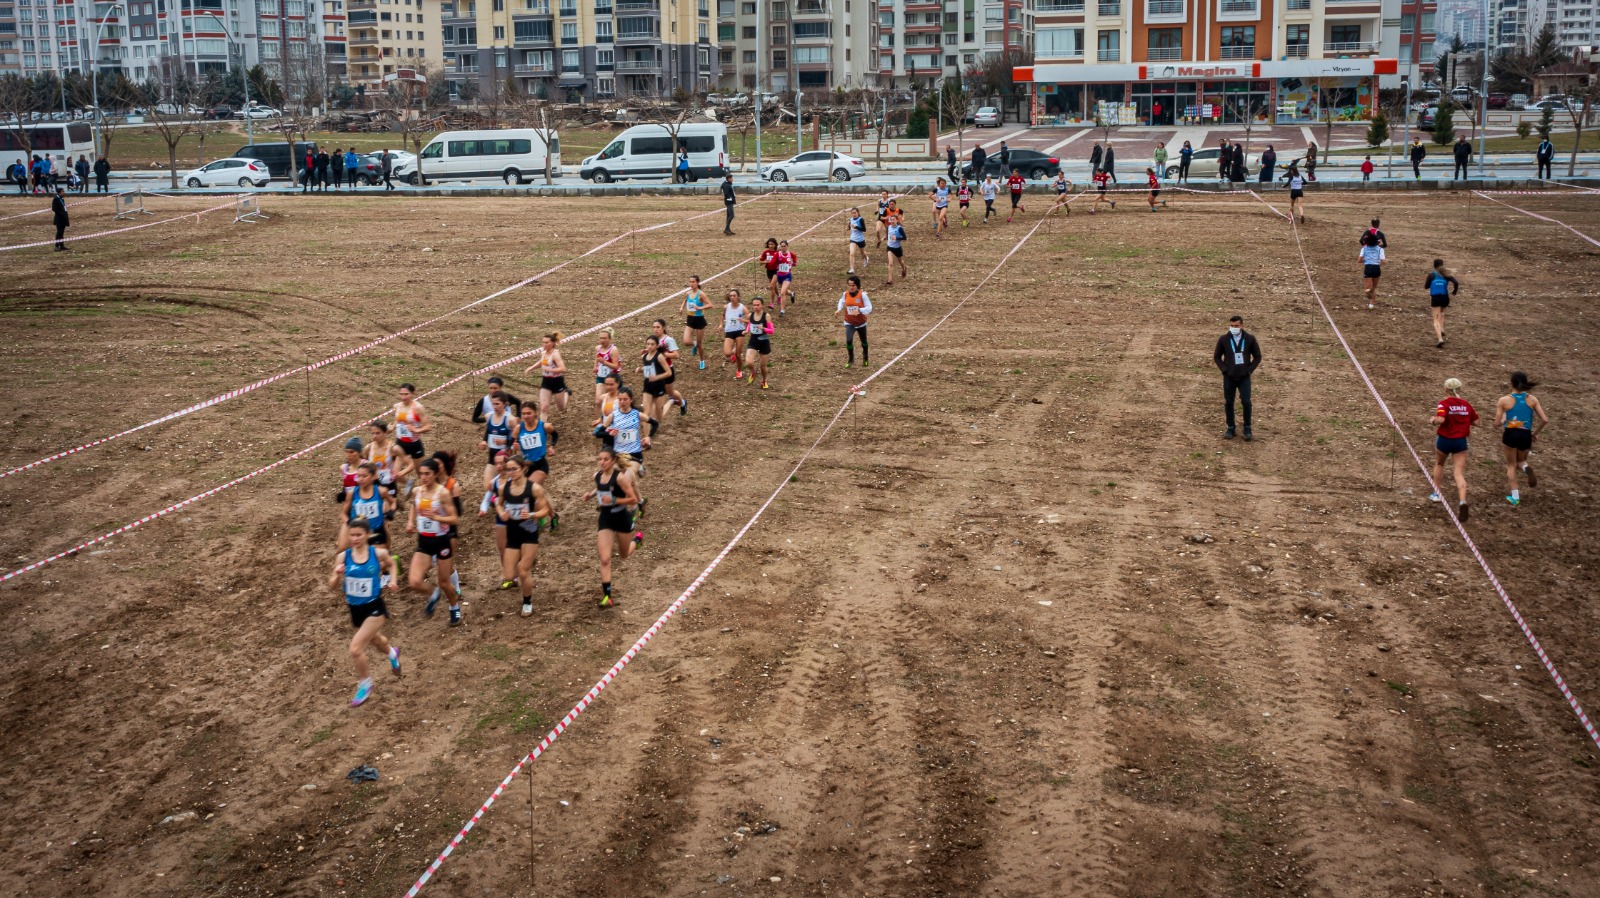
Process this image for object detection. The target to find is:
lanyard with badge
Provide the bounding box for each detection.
[1231,334,1246,367]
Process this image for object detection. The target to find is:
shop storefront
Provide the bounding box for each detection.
[1016,59,1395,127]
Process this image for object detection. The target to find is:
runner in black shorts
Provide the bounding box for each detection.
[407,459,463,625]
[329,519,400,707]
[681,275,710,370]
[392,384,431,460]
[585,448,643,608]
[522,331,570,419]
[497,460,551,616]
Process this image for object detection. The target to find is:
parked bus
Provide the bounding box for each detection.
[579,122,729,183]
[0,122,96,163]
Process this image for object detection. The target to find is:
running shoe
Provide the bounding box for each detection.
[690,344,698,356]
[1525,464,1537,487]
[633,531,645,547]
[351,679,373,707]
[448,606,463,627]
[679,398,689,416]
[698,360,706,370]
[1428,492,1442,503]
[1458,502,1470,523]
[424,590,439,618]
[1505,495,1520,507]
[521,600,534,617]
[389,647,402,676]
[761,382,770,389]
[550,511,561,533]
[845,361,854,369]
[734,371,745,380]
[598,594,615,609]
[499,579,516,590]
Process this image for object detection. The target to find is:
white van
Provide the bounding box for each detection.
[396,128,560,185]
[579,122,729,184]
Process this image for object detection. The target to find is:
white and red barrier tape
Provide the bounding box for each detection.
[0,195,774,480]
[0,190,125,221]
[0,196,241,252]
[1472,190,1600,250]
[0,202,850,585]
[404,194,1024,898]
[1280,211,1600,752]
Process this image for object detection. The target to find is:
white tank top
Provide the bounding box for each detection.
[724,304,744,332]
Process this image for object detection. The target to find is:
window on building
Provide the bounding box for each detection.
[1147,26,1180,51]
[794,21,826,38]
[741,0,753,11]
[1220,25,1253,47]
[1286,24,1308,46]
[1096,28,1118,60]
[597,48,612,65]
[794,45,827,62]
[718,23,733,41]
[1036,27,1083,58]
[1329,24,1361,44]
[562,48,579,69]
[771,25,785,42]
[562,21,577,42]
[1420,12,1434,31]
[596,19,612,38]
[494,25,505,38]
[742,25,755,38]
[493,0,502,8]
[1400,13,1414,34]
[743,49,755,62]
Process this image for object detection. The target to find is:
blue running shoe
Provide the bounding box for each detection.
[389,646,402,676]
[351,679,373,707]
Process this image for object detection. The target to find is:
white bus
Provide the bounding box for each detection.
[579,122,729,183]
[394,129,560,185]
[0,122,97,164]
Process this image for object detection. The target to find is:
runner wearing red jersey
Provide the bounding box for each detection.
[1091,169,1115,213]
[1005,169,1026,222]
[760,237,781,308]
[1146,167,1167,212]
[774,241,797,315]
[1428,376,1478,521]
[592,329,622,412]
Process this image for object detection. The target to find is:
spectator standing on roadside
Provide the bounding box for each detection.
[10,158,26,194]
[51,186,70,251]
[315,149,331,192]
[345,148,360,190]
[93,154,110,193]
[1453,136,1471,180]
[721,171,736,235]
[945,144,957,181]
[382,149,396,191]
[1178,141,1193,182]
[1536,136,1555,180]
[74,155,90,194]
[1259,145,1277,183]
[996,141,1011,175]
[1213,314,1261,441]
[1152,141,1168,179]
[302,147,315,193]
[676,148,690,184]
[1305,141,1318,181]
[1102,142,1117,183]
[1089,140,1103,173]
[1409,137,1427,180]
[970,143,987,179]
[1216,139,1231,182]
[331,147,345,190]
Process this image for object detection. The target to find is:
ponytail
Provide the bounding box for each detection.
[545,330,564,344]
[1510,371,1538,391]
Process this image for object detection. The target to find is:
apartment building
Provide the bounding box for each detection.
[873,0,1027,89]
[445,0,712,101]
[1018,0,1404,125]
[714,0,878,91]
[346,0,441,87]
[1526,0,1598,51]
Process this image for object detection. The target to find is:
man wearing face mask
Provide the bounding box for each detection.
[1213,315,1261,441]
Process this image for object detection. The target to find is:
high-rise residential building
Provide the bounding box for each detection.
[444,0,712,101]
[1016,0,1406,125]
[715,0,878,91]
[875,0,1026,89]
[346,0,441,88]
[1526,0,1597,51]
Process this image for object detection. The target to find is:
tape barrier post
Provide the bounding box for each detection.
[234,195,267,224]
[1473,190,1600,250]
[0,197,241,253]
[404,203,1037,898]
[0,202,851,584]
[0,194,775,479]
[114,189,153,219]
[1278,213,1600,752]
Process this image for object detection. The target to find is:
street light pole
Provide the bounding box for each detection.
[199,11,250,144]
[84,1,128,159]
[1477,0,1489,178]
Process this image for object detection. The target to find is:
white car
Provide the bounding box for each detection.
[974,106,1001,127]
[239,106,281,119]
[762,150,867,182]
[183,157,271,188]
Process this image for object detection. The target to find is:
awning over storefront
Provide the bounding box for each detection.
[1014,58,1398,84]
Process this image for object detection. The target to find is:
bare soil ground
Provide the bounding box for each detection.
[1,187,1598,898]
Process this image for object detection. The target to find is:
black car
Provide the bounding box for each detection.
[209,105,236,120]
[235,141,316,179]
[961,149,1062,180]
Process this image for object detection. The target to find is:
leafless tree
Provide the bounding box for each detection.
[524,99,564,185]
[375,68,435,184]
[937,79,971,160]
[1560,77,1600,175]
[127,78,207,189]
[0,74,48,165]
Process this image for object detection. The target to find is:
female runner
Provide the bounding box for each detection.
[884,212,908,286]
[1425,259,1461,349]
[425,449,466,615]
[956,180,972,227]
[640,335,676,423]
[929,178,950,239]
[650,319,688,414]
[497,460,552,617]
[723,288,748,379]
[1359,231,1385,304]
[774,240,797,315]
[1282,162,1307,223]
[593,328,623,410]
[340,462,392,552]
[393,383,432,464]
[513,399,556,485]
[1047,173,1073,217]
[477,391,515,487]
[522,331,569,418]
[338,437,364,502]
[592,374,620,447]
[328,519,401,706]
[1428,377,1477,522]
[480,450,517,590]
[760,237,781,308]
[407,458,463,625]
[744,298,774,389]
[835,274,872,368]
[584,448,643,608]
[607,386,651,472]
[365,421,409,505]
[847,207,870,274]
[681,274,710,370]
[874,190,892,246]
[1494,371,1549,507]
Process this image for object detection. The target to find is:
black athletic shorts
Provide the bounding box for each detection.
[416,533,453,558]
[725,329,744,341]
[398,439,425,459]
[1430,294,1451,308]
[598,508,633,533]
[367,525,390,546]
[540,375,568,395]
[644,379,667,397]
[524,455,550,476]
[349,596,388,628]
[1363,264,1382,279]
[1502,428,1534,451]
[506,523,541,549]
[1290,188,1304,200]
[748,337,772,356]
[887,245,903,257]
[687,314,708,330]
[1009,193,1021,207]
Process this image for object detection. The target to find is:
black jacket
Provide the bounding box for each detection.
[470,391,523,423]
[946,147,955,165]
[1410,143,1427,162]
[1453,141,1471,162]
[93,158,111,177]
[1101,146,1115,172]
[721,179,735,204]
[1214,330,1261,378]
[1260,148,1276,168]
[970,146,987,172]
[1089,144,1103,168]
[52,193,69,226]
[1537,140,1555,161]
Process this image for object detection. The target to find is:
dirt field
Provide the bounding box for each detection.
[1,185,1598,898]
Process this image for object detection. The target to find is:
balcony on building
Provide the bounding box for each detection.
[350,29,380,46]
[794,0,828,14]
[514,22,554,45]
[1218,0,1256,15]
[1036,0,1084,12]
[513,60,554,74]
[1097,1,1120,16]
[348,0,377,8]
[348,9,378,25]
[615,0,660,11]
[616,28,660,43]
[1284,41,1309,58]
[614,55,662,70]
[1146,44,1181,61]
[1285,0,1310,9]
[1219,42,1254,59]
[1323,39,1379,54]
[1144,0,1183,20]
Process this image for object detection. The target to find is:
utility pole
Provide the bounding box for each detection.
[1477,0,1489,178]
[754,0,763,177]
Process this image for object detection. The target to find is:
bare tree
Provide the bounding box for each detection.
[525,100,563,185]
[128,77,205,189]
[375,69,435,184]
[649,103,698,182]
[0,74,47,165]
[937,78,971,161]
[1560,76,1600,176]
